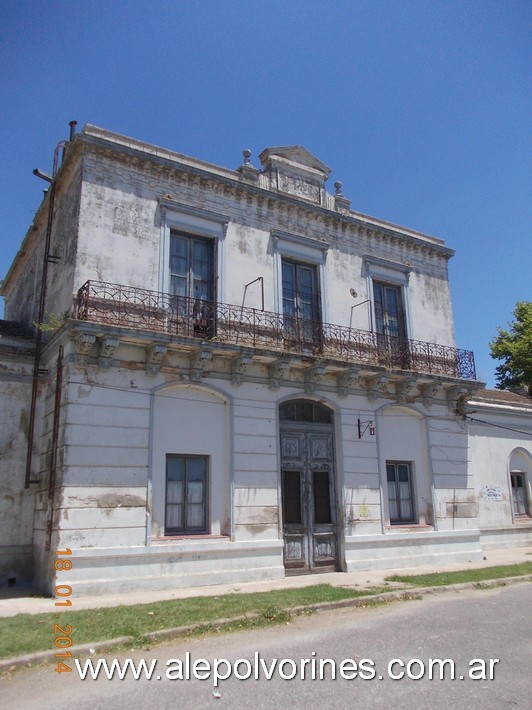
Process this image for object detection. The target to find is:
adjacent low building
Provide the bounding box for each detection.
[1,125,530,595]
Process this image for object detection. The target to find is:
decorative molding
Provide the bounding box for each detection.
[231,355,252,386]
[146,343,167,377]
[159,197,230,226]
[304,364,326,394]
[74,333,96,366]
[337,368,359,398]
[395,378,418,403]
[190,349,213,382]
[268,360,290,390]
[420,382,440,408]
[98,336,120,370]
[363,373,389,401]
[271,229,330,254]
[363,255,412,281]
[81,132,454,262]
[446,385,470,413]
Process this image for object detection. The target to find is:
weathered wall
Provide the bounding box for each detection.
[71,141,457,349]
[0,338,35,586]
[3,160,82,328]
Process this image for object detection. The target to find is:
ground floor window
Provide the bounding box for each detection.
[165,455,208,534]
[510,472,528,516]
[387,461,415,524]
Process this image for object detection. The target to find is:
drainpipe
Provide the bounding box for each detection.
[24,122,76,489]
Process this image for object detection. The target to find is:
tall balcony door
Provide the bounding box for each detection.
[169,231,215,337]
[373,281,409,368]
[280,400,338,574]
[282,259,321,349]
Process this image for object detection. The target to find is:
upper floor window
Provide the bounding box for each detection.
[170,231,214,302]
[373,281,407,341]
[282,259,320,319]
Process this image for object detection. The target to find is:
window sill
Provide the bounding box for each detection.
[153,534,230,542]
[385,524,434,533]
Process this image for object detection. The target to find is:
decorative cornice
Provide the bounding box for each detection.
[395,378,418,403]
[159,197,230,225]
[146,343,167,377]
[190,349,213,382]
[231,355,252,386]
[271,229,330,253]
[304,364,326,394]
[98,336,119,370]
[79,133,454,259]
[268,359,290,390]
[363,373,389,401]
[74,333,96,366]
[337,368,359,398]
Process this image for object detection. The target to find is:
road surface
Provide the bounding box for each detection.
[1,582,530,709]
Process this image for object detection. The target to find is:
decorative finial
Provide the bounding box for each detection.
[334,181,343,196]
[242,149,252,165]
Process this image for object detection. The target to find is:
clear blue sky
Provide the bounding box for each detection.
[1,0,530,387]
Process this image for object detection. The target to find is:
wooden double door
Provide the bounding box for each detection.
[280,427,338,573]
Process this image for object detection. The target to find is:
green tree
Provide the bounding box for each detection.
[489,301,532,396]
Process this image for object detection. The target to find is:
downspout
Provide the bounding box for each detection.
[45,345,64,551]
[25,121,77,489]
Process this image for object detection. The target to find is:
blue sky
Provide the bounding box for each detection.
[1,0,530,387]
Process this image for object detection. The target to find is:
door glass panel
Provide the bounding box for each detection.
[166,457,185,530]
[166,455,207,533]
[170,232,213,301]
[283,470,302,524]
[511,473,527,515]
[281,259,320,343]
[313,470,332,524]
[373,281,406,339]
[387,462,415,524]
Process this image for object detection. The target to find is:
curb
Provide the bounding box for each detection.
[1,574,530,673]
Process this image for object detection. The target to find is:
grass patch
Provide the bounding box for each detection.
[1,584,377,660]
[385,562,532,588]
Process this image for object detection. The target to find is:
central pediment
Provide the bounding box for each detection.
[259,146,332,202]
[259,146,332,179]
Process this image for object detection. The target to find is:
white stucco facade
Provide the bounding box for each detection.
[0,126,530,594]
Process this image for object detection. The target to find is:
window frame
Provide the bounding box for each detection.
[386,460,416,525]
[373,280,408,341]
[159,198,228,302]
[165,454,209,535]
[363,256,412,340]
[169,230,216,302]
[272,230,329,324]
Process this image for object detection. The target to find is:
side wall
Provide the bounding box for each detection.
[0,339,35,586]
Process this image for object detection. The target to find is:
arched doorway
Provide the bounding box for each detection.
[279,399,338,573]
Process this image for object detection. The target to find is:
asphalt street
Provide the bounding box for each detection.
[1,582,530,709]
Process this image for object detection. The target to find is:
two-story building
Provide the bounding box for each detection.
[1,124,530,595]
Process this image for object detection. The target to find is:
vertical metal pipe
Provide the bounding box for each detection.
[25,180,57,488]
[45,345,64,551]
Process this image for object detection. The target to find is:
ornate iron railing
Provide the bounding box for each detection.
[76,281,477,380]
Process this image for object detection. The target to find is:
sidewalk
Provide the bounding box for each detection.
[1,546,530,618]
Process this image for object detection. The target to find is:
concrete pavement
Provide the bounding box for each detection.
[1,546,530,618]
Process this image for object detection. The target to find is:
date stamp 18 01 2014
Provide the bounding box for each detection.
[53,548,74,674]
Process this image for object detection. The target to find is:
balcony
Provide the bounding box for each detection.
[76,281,476,380]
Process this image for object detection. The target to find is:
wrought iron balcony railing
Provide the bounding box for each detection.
[76,281,477,380]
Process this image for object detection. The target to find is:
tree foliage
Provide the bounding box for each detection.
[489,301,532,396]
